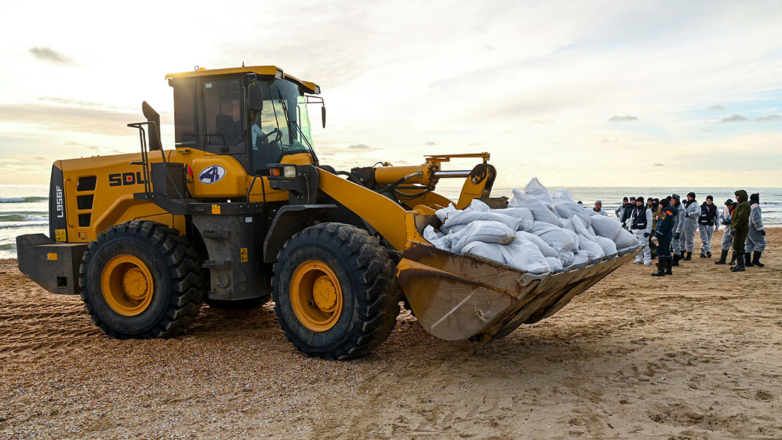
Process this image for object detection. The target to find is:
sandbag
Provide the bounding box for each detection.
[551,189,576,204]
[499,233,550,274]
[558,251,575,267]
[441,211,520,234]
[511,190,566,227]
[423,225,447,249]
[546,257,564,271]
[517,231,558,258]
[614,228,639,250]
[572,251,590,265]
[468,199,492,213]
[450,221,515,254]
[577,236,605,261]
[554,201,592,227]
[491,208,534,232]
[435,204,459,222]
[590,215,622,240]
[462,241,506,264]
[530,221,576,253]
[593,235,618,257]
[523,177,554,207]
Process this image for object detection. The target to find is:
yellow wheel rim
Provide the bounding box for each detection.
[290,261,343,332]
[101,255,154,316]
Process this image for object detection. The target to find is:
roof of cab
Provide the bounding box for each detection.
[164,65,320,94]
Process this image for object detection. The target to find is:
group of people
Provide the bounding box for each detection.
[610,191,767,277]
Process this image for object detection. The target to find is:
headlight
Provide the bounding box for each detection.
[283,166,296,178]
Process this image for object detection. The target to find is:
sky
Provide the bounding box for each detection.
[1,0,781,187]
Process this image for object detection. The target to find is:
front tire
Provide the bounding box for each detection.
[80,221,207,339]
[272,223,400,359]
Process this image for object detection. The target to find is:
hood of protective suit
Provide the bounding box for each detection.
[735,190,748,202]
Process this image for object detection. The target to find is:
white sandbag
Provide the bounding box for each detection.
[450,221,515,254]
[558,251,575,267]
[517,231,557,258]
[563,226,580,250]
[572,251,590,265]
[435,203,458,222]
[584,207,601,217]
[423,225,448,249]
[593,235,618,257]
[524,177,554,206]
[491,208,534,231]
[441,211,520,233]
[551,189,576,204]
[614,228,639,250]
[577,236,605,260]
[590,215,622,240]
[499,233,550,274]
[546,257,564,271]
[588,225,596,235]
[510,190,566,227]
[554,201,592,227]
[469,199,492,212]
[530,221,576,253]
[462,241,506,264]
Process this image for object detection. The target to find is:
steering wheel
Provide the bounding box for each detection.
[257,128,282,146]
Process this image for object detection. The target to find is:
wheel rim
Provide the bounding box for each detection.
[290,261,343,332]
[101,255,154,316]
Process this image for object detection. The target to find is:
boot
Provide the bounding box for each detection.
[729,252,737,265]
[651,260,666,276]
[700,251,707,258]
[665,259,673,275]
[680,251,686,260]
[673,254,680,266]
[731,254,746,272]
[684,252,692,261]
[745,252,754,267]
[706,251,711,258]
[714,249,728,265]
[752,251,765,268]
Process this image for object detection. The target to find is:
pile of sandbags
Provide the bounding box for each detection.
[423,177,639,275]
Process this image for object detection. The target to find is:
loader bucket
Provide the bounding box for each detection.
[397,241,641,343]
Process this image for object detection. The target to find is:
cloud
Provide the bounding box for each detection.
[652,163,664,167]
[0,103,143,136]
[86,146,100,150]
[608,115,638,122]
[755,114,781,122]
[705,105,727,111]
[423,141,437,146]
[529,119,554,124]
[32,156,46,160]
[468,142,483,146]
[28,46,72,64]
[346,143,372,149]
[503,130,514,135]
[720,114,748,123]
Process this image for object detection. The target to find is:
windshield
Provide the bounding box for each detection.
[250,79,315,175]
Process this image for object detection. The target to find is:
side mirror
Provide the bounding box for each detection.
[321,106,326,128]
[248,84,263,113]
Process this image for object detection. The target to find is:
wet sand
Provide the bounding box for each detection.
[1,229,780,439]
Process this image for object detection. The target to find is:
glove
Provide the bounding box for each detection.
[731,228,738,235]
[674,232,680,240]
[761,229,766,236]
[722,219,730,225]
[643,232,649,238]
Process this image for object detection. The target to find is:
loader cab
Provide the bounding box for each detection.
[167,66,321,177]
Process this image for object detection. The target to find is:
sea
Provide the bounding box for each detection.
[0,185,780,259]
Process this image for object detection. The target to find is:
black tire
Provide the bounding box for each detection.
[272,223,400,359]
[79,221,207,339]
[205,296,269,310]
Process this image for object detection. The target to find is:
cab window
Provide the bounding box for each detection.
[203,79,243,148]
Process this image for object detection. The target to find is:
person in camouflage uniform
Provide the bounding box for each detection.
[730,190,751,272]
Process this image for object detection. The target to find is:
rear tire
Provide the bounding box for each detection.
[272,223,400,359]
[79,221,207,339]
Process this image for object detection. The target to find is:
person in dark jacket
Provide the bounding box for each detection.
[730,190,751,272]
[698,195,718,258]
[670,194,685,265]
[620,197,635,227]
[744,193,766,267]
[652,198,677,276]
[615,197,630,219]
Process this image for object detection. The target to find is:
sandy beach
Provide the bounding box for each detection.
[1,228,780,439]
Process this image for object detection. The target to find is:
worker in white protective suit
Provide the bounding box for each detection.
[744,193,767,268]
[714,199,737,265]
[627,196,653,265]
[681,192,700,261]
[670,194,685,266]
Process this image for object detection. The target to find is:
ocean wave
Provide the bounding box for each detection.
[0,196,48,203]
[0,243,15,251]
[0,213,48,222]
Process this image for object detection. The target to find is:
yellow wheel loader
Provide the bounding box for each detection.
[16,66,639,358]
